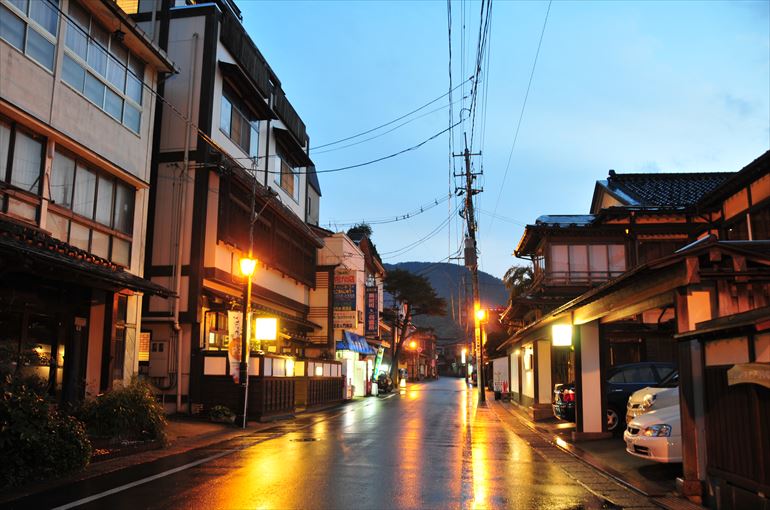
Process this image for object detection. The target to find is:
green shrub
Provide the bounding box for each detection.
[78,378,167,443]
[209,405,235,423]
[0,376,92,488]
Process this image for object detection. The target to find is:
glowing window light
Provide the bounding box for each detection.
[552,324,573,347]
[255,317,277,341]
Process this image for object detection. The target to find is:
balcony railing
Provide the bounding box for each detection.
[538,270,625,287]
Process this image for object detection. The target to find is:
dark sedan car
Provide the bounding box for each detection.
[553,361,676,433]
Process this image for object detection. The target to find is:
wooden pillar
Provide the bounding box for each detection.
[574,321,610,440]
[537,340,552,405]
[677,339,707,503]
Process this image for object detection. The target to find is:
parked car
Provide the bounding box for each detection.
[552,361,676,433]
[626,370,679,424]
[623,405,682,463]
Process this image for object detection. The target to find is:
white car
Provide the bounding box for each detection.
[626,371,679,424]
[626,375,679,423]
[623,405,682,463]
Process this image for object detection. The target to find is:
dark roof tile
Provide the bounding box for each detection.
[603,171,734,207]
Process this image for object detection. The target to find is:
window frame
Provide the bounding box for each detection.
[0,0,59,72]
[48,147,135,266]
[0,117,45,222]
[546,242,626,285]
[275,151,299,203]
[204,311,229,351]
[219,88,259,157]
[60,0,145,134]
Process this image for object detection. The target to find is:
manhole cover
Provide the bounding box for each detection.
[290,437,320,442]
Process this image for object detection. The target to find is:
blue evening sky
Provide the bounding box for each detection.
[242,0,770,280]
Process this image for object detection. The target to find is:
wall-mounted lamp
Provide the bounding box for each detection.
[552,324,573,347]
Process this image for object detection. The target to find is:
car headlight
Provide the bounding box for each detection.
[641,393,656,410]
[642,424,671,437]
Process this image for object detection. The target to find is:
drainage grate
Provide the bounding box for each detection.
[290,437,320,442]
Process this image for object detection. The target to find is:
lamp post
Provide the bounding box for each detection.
[239,256,257,428]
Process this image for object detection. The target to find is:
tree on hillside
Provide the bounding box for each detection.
[384,268,446,383]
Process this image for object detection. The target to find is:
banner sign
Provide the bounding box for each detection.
[373,346,384,379]
[365,286,379,337]
[227,311,246,384]
[333,270,357,329]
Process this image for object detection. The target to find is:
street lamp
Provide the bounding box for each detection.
[239,255,257,428]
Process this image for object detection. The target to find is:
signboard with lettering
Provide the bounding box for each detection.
[333,269,357,329]
[727,363,770,390]
[365,286,379,337]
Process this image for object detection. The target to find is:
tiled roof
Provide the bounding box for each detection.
[0,216,172,297]
[601,170,734,208]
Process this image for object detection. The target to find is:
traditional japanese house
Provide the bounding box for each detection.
[502,170,733,423]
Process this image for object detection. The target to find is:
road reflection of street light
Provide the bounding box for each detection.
[409,340,417,381]
[239,256,257,429]
[474,307,487,402]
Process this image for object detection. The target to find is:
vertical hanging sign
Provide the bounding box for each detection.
[365,286,379,337]
[333,269,357,329]
[227,311,245,383]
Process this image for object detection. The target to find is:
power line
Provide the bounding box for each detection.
[488,0,552,233]
[324,193,452,228]
[381,204,461,259]
[288,121,462,175]
[312,77,473,150]
[311,98,465,156]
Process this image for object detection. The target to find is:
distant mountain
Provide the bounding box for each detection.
[383,262,508,341]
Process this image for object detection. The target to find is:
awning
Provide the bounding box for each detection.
[0,218,172,297]
[218,61,275,120]
[273,127,314,168]
[336,331,377,355]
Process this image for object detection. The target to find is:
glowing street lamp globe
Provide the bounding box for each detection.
[240,257,257,277]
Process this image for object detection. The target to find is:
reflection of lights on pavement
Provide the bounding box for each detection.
[555,437,568,449]
[408,390,418,400]
[399,389,406,395]
[471,416,488,509]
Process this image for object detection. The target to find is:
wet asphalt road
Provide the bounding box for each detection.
[11,378,614,510]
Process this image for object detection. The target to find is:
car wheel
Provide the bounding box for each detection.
[606,407,621,432]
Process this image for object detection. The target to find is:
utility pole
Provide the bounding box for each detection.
[454,138,484,402]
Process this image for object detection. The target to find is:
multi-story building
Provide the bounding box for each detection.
[0,0,173,401]
[124,0,324,416]
[309,228,386,397]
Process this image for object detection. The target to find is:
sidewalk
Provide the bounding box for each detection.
[487,396,705,510]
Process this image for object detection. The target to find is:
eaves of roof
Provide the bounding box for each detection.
[696,150,770,210]
[501,236,770,351]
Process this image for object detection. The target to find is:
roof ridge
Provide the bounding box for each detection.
[609,171,735,179]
